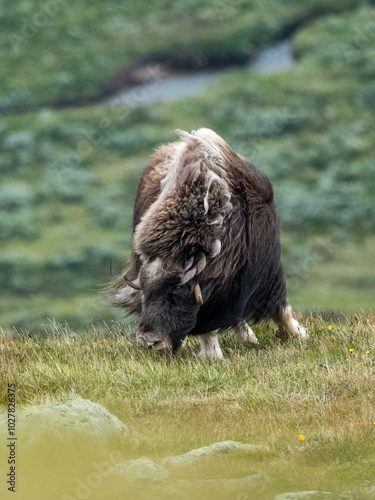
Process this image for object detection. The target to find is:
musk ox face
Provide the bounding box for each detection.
[129,257,203,354]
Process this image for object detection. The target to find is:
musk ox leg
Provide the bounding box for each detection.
[198,332,224,360]
[274,304,308,340]
[233,322,259,344]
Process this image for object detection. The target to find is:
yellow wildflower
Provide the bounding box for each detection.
[328,324,334,329]
[299,435,305,441]
[366,350,370,354]
[349,348,354,352]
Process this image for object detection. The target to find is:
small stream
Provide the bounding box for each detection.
[108,40,294,108]
[246,40,293,73]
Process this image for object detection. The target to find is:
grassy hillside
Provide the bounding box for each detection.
[1,0,370,111]
[1,315,375,498]
[1,3,374,329]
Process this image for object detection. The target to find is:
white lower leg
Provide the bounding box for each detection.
[275,305,308,339]
[198,332,224,359]
[233,322,258,344]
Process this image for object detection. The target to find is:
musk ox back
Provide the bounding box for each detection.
[110,128,307,357]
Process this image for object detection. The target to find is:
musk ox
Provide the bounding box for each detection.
[110,128,307,357]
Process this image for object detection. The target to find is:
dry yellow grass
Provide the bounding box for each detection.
[1,313,375,499]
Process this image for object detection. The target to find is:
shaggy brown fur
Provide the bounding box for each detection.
[109,128,299,353]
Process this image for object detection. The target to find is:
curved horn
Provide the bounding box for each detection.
[196,253,207,274]
[123,275,142,290]
[181,266,197,285]
[194,283,203,306]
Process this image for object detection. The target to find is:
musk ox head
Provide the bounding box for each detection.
[113,129,236,354]
[128,256,205,353]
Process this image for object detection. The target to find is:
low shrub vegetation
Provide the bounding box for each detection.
[0,3,374,328]
[1,0,371,111]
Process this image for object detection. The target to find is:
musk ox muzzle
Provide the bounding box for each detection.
[136,330,173,353]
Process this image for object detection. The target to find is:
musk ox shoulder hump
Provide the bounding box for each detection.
[185,128,274,205]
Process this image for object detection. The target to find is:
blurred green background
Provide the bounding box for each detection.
[1,0,374,331]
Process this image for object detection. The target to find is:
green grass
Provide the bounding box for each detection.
[286,236,375,314]
[1,314,375,499]
[1,0,369,111]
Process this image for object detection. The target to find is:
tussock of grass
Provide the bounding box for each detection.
[1,313,375,498]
